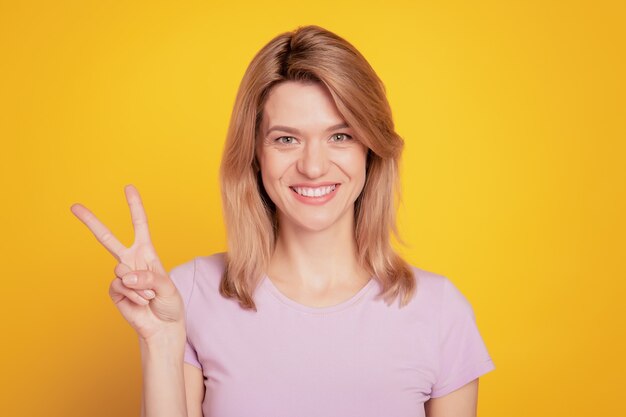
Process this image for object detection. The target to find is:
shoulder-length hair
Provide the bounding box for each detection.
[219,25,414,311]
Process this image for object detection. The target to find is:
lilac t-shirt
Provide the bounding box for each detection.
[169,253,495,417]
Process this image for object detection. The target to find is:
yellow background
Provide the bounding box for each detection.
[1,1,624,416]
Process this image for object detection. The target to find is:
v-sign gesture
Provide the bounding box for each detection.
[70,184,185,342]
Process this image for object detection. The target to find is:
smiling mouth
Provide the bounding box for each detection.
[290,184,338,198]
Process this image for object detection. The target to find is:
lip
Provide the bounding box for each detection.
[289,181,339,188]
[289,183,340,205]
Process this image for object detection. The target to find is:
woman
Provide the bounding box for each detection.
[71,25,495,417]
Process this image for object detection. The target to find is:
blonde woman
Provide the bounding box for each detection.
[71,25,495,417]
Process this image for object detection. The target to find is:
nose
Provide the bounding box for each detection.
[296,140,330,179]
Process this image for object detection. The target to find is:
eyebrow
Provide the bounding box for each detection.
[265,123,350,137]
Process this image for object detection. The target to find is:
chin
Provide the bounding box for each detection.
[286,212,350,234]
[292,220,336,233]
[277,206,354,234]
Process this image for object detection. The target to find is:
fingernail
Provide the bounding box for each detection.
[123,274,137,285]
[144,289,155,298]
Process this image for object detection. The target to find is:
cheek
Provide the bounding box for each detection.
[258,153,290,188]
[349,149,368,194]
[337,148,368,177]
[258,167,282,208]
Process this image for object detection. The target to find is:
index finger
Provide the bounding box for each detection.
[124,184,152,245]
[70,203,126,261]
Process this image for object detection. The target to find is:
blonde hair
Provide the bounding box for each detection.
[219,25,415,311]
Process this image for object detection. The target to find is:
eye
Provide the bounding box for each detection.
[276,136,298,145]
[330,133,353,142]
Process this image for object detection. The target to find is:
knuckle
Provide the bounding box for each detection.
[99,231,113,243]
[132,290,149,305]
[113,264,124,277]
[132,218,148,227]
[109,278,123,299]
[144,270,156,286]
[110,277,123,291]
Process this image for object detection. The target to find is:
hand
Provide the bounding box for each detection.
[70,184,185,342]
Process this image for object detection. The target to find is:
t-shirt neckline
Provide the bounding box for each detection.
[260,274,377,314]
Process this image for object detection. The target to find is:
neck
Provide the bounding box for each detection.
[268,211,368,292]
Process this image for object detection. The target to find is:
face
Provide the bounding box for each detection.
[256,81,368,234]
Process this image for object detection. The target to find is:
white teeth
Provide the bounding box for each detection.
[293,184,336,197]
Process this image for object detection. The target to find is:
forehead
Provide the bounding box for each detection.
[261,81,347,132]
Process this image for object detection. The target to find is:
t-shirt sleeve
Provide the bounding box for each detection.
[168,258,203,369]
[430,277,495,398]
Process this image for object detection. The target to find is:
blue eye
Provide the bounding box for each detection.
[331,133,352,142]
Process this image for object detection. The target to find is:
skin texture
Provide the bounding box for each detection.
[424,379,479,417]
[256,80,368,235]
[256,81,372,306]
[71,81,481,416]
[71,185,188,417]
[182,364,204,417]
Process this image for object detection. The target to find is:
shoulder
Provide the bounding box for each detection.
[410,265,448,290]
[407,265,448,303]
[169,252,226,279]
[194,251,227,283]
[401,265,473,316]
[168,252,227,303]
[415,267,495,398]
